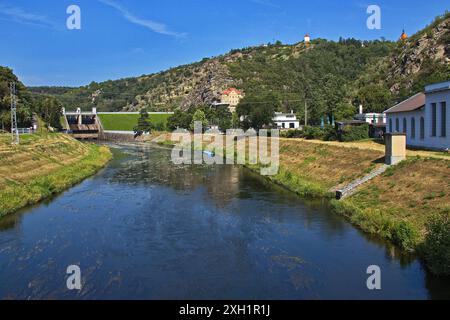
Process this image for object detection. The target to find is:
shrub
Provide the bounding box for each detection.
[322,125,338,141]
[283,129,303,139]
[420,213,450,275]
[303,126,325,140]
[339,124,369,142]
[391,221,419,250]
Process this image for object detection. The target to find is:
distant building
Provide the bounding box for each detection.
[400,30,408,42]
[273,111,300,129]
[385,80,449,150]
[354,105,386,139]
[354,105,386,124]
[221,88,243,113]
[304,33,311,44]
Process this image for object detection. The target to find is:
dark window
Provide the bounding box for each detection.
[396,118,400,132]
[441,102,447,137]
[403,118,407,134]
[290,123,295,129]
[411,118,416,139]
[389,119,393,132]
[420,117,425,140]
[432,103,437,137]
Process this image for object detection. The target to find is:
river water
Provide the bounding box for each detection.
[0,143,449,300]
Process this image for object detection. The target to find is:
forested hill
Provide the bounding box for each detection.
[29,12,450,124]
[0,67,62,130]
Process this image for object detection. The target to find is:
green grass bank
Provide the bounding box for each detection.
[0,134,112,218]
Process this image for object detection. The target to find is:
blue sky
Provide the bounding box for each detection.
[0,0,448,87]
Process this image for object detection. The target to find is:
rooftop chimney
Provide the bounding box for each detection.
[359,104,363,115]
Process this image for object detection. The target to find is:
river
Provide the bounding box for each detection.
[0,143,449,300]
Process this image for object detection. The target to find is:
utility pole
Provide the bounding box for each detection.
[10,82,19,145]
[304,88,309,127]
[304,100,308,127]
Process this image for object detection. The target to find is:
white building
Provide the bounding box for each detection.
[304,34,311,44]
[354,105,386,125]
[273,112,300,130]
[385,80,449,151]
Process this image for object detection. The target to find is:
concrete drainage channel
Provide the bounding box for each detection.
[335,164,390,200]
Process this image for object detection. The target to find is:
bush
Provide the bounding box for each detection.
[339,124,369,142]
[282,129,303,139]
[322,125,338,141]
[421,213,450,275]
[391,221,419,250]
[303,126,325,140]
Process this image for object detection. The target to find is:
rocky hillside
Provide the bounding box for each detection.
[386,13,450,99]
[29,12,450,120]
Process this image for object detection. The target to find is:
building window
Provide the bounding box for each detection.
[403,118,407,134]
[389,119,393,133]
[396,118,400,132]
[411,117,416,139]
[431,103,437,137]
[420,117,425,140]
[441,102,447,137]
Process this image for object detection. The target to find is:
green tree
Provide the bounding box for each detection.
[356,84,392,113]
[34,96,63,130]
[190,109,208,131]
[134,109,152,136]
[167,109,192,130]
[237,93,279,130]
[232,112,240,129]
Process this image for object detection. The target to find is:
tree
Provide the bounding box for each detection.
[34,96,63,130]
[190,109,208,132]
[207,106,232,132]
[237,93,279,130]
[231,112,240,129]
[134,109,152,136]
[167,108,192,130]
[356,84,392,113]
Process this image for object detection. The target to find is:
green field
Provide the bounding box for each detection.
[98,113,171,131]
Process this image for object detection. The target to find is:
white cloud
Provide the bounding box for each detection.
[0,3,57,29]
[98,0,185,37]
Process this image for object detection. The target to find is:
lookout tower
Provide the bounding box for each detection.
[304,33,311,44]
[400,30,408,42]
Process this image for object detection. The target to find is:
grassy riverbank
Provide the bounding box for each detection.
[332,157,450,250]
[253,138,449,273]
[0,134,111,217]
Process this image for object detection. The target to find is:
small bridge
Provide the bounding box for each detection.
[62,108,101,140]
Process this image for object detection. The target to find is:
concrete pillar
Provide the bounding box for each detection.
[385,133,406,165]
[76,108,82,125]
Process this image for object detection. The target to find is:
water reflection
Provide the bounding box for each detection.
[0,142,449,299]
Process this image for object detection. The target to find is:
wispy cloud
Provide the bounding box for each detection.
[250,0,280,8]
[98,0,185,37]
[0,3,57,29]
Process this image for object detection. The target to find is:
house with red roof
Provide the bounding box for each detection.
[220,88,244,113]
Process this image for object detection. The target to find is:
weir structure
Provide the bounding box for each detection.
[62,107,101,140]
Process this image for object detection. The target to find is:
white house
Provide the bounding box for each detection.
[354,105,386,125]
[273,112,300,129]
[385,80,449,150]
